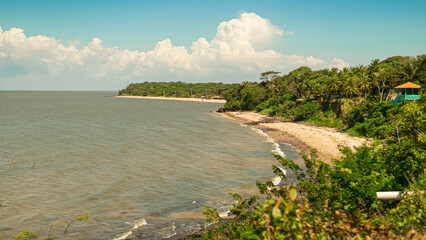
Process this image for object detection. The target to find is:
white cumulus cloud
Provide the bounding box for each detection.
[0,13,349,90]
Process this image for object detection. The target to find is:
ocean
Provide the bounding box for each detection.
[0,91,301,239]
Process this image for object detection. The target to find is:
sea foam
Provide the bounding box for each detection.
[162,224,177,239]
[247,126,289,186]
[113,218,147,240]
[250,127,286,158]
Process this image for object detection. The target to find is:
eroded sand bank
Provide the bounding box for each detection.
[221,111,368,163]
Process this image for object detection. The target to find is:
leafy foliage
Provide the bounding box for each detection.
[223,55,425,139]
[118,81,238,98]
[64,213,92,234]
[194,149,425,239]
[13,230,36,240]
[194,99,425,239]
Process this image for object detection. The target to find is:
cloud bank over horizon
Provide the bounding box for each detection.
[0,12,349,90]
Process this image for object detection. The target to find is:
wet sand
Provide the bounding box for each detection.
[220,111,368,163]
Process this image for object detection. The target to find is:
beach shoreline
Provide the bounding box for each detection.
[219,111,368,163]
[114,95,226,104]
[128,108,368,240]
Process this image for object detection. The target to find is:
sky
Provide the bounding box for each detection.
[0,0,425,90]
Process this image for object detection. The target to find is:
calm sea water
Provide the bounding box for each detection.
[0,92,301,239]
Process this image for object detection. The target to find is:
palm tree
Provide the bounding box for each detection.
[357,65,371,97]
[401,59,420,83]
[342,76,360,98]
[328,75,342,97]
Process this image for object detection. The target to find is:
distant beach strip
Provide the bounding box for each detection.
[114,95,226,104]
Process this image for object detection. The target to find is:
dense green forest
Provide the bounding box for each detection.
[118,81,239,98]
[193,55,425,239]
[223,55,425,139]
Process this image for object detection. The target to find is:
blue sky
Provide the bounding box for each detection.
[0,0,425,90]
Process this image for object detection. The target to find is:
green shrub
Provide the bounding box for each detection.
[13,230,36,240]
[385,177,426,236]
[195,99,426,238]
[290,100,321,121]
[305,111,345,129]
[194,147,425,239]
[259,107,276,116]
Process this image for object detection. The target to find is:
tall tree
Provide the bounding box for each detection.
[401,59,420,83]
[287,66,312,98]
[355,65,371,98]
[372,63,402,102]
[260,71,281,82]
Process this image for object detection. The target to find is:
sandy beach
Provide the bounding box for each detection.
[221,111,368,163]
[114,95,227,104]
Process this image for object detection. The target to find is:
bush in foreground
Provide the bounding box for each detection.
[193,101,425,239]
[192,150,425,239]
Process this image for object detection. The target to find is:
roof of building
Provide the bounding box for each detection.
[394,82,421,89]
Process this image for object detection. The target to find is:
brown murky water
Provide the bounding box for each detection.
[0,91,299,239]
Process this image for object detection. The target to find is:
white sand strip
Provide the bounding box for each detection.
[114,95,226,104]
[222,111,368,162]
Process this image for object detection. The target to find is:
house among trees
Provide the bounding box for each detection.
[393,82,422,107]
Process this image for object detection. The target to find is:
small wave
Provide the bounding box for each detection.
[163,224,177,239]
[219,112,286,158]
[249,127,289,187]
[113,218,147,240]
[218,210,230,218]
[223,113,289,186]
[270,167,287,187]
[250,127,286,158]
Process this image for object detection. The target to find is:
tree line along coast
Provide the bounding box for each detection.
[118,81,238,99]
[119,55,425,239]
[119,55,425,140]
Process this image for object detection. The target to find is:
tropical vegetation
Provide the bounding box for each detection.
[193,55,426,239]
[118,81,239,98]
[223,55,425,139]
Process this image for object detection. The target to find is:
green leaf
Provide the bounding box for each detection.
[272,206,282,220]
[289,188,297,201]
[285,201,294,214]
